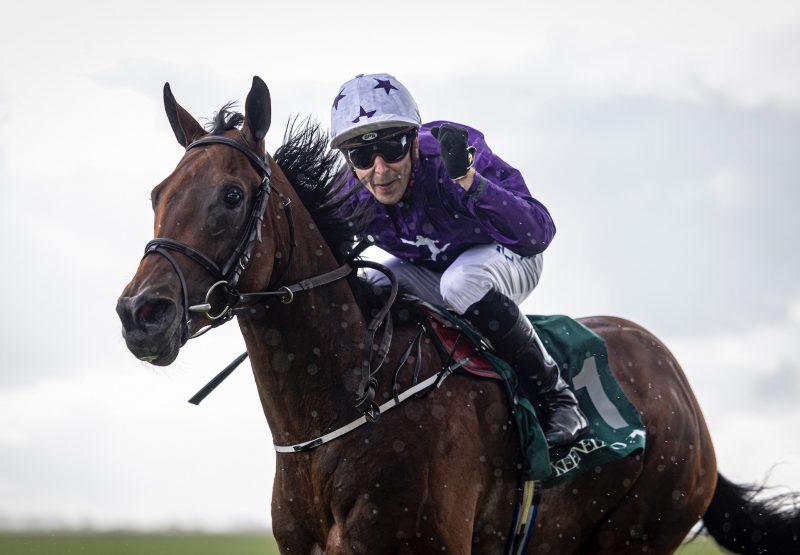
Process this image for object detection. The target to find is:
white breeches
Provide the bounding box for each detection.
[364,244,543,315]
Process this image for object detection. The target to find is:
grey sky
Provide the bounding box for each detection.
[1,0,798,531]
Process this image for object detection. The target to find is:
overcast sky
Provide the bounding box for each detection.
[1,0,799,531]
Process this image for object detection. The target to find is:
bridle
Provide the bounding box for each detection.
[142,135,349,345]
[142,133,395,419]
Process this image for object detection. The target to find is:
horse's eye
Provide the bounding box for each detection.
[224,187,244,208]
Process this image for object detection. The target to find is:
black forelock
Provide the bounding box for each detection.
[205,102,245,135]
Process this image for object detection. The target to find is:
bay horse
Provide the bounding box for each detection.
[117,76,799,554]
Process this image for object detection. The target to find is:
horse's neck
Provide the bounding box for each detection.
[237,183,367,445]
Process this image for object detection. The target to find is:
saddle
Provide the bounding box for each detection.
[424,309,502,381]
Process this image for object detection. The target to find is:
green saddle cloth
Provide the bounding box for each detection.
[431,308,646,485]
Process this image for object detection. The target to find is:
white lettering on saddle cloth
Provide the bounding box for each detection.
[551,438,609,476]
[400,235,451,261]
[550,437,631,477]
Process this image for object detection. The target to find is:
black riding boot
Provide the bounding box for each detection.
[465,290,588,446]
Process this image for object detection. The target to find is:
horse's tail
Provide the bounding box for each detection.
[702,472,800,554]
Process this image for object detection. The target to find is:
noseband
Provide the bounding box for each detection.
[142,135,291,344]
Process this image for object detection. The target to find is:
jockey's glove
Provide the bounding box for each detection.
[431,124,476,181]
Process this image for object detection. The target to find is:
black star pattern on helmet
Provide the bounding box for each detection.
[373,78,398,95]
[352,106,377,123]
[332,89,346,110]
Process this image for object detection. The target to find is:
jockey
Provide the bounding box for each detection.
[330,73,587,446]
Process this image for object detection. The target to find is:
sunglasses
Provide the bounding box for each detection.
[345,131,414,170]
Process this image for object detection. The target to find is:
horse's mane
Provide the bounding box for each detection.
[274,117,376,261]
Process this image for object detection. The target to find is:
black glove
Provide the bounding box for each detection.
[431,124,475,180]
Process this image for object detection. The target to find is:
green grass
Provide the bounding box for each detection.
[0,532,727,554]
[0,532,280,555]
[676,537,729,554]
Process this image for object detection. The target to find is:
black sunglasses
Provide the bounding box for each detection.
[345,131,415,170]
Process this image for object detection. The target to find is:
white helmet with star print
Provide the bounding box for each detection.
[330,73,421,148]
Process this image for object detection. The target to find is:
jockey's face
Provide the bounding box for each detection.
[352,139,416,205]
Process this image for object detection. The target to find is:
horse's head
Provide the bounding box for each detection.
[117,77,274,365]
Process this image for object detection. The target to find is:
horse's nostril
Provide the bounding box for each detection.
[138,302,155,322]
[136,298,175,327]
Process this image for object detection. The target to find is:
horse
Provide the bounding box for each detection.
[117,76,799,554]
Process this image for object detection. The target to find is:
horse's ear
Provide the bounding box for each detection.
[243,76,271,146]
[163,83,206,147]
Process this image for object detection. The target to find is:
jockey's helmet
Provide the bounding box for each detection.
[330,73,421,149]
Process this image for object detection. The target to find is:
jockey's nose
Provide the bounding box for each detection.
[372,155,390,173]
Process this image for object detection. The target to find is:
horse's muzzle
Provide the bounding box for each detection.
[116,291,182,365]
